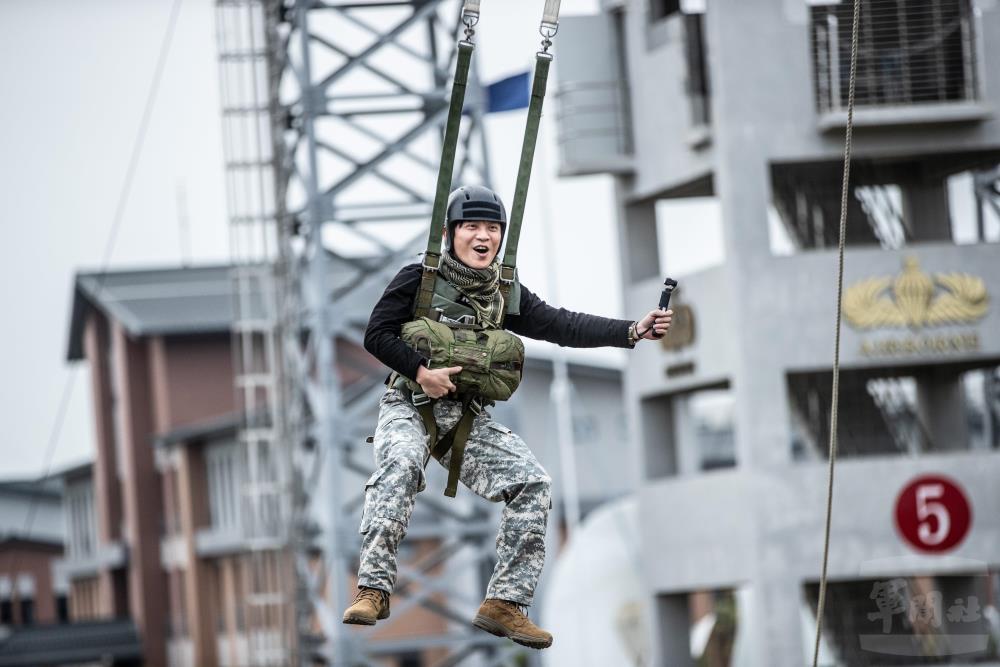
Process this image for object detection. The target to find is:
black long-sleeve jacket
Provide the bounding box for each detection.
[365,263,633,381]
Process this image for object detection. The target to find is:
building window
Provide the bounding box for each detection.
[683,13,711,127]
[56,595,69,623]
[65,481,97,560]
[654,589,738,664]
[768,157,1000,254]
[18,599,33,626]
[0,599,11,625]
[812,0,979,114]
[641,385,736,480]
[650,0,680,22]
[207,442,243,532]
[399,654,423,667]
[790,365,1000,460]
[805,573,1000,663]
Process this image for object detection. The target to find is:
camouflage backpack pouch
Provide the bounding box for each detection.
[401,317,524,401]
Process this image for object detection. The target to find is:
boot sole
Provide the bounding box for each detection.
[473,614,553,650]
[342,613,376,626]
[342,610,389,626]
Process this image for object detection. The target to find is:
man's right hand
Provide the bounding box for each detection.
[415,365,463,399]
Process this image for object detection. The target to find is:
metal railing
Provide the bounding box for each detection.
[812,0,979,113]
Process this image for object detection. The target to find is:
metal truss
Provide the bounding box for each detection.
[218,1,531,665]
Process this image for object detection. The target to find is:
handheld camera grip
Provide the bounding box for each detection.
[653,278,677,339]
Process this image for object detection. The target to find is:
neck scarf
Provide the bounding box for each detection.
[439,252,505,328]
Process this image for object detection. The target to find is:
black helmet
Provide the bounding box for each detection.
[445,185,507,249]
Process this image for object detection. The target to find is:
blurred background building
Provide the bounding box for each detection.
[554,0,1000,664]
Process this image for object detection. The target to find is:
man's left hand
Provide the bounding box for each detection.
[637,309,673,339]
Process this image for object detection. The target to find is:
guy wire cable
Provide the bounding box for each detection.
[812,0,861,665]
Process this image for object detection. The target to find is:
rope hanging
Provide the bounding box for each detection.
[811,0,860,664]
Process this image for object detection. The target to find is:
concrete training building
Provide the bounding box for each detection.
[555,0,1000,664]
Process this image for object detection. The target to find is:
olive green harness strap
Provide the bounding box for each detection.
[430,398,479,498]
[411,391,481,498]
[499,52,552,325]
[415,39,475,319]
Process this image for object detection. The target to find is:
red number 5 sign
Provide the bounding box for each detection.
[894,475,972,553]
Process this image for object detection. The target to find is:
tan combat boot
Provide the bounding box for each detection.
[473,598,553,649]
[342,587,390,625]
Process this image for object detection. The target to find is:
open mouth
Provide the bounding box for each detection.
[473,245,490,257]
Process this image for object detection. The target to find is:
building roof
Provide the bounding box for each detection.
[0,476,61,501]
[0,619,142,666]
[66,253,397,361]
[54,460,93,482]
[68,264,245,361]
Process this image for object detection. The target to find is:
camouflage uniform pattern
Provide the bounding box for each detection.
[357,388,552,606]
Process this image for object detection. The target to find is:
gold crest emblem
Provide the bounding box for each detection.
[843,257,989,330]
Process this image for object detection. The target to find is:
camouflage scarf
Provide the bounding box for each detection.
[439,252,505,328]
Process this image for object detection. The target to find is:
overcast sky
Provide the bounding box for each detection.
[1,0,694,477]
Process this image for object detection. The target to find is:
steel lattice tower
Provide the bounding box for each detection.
[216,1,534,664]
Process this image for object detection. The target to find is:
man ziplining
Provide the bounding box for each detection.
[342,185,673,649]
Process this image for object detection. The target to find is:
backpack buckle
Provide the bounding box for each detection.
[499,264,516,284]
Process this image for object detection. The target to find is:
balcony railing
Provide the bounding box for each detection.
[811,0,980,117]
[554,79,634,176]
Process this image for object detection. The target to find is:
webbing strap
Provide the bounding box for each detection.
[542,0,561,27]
[424,398,480,498]
[501,53,552,289]
[415,400,437,451]
[416,40,475,318]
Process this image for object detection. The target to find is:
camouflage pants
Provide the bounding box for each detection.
[357,388,552,606]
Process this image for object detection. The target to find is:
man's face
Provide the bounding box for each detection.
[452,220,502,269]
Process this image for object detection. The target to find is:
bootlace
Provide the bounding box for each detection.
[356,587,387,606]
[500,599,530,619]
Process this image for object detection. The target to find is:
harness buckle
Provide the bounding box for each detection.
[499,264,516,284]
[422,253,441,273]
[412,391,432,407]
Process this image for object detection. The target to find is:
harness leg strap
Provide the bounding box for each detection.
[429,398,480,498]
[415,400,438,453]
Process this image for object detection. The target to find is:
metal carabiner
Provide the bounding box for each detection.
[539,21,559,53]
[462,9,480,42]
